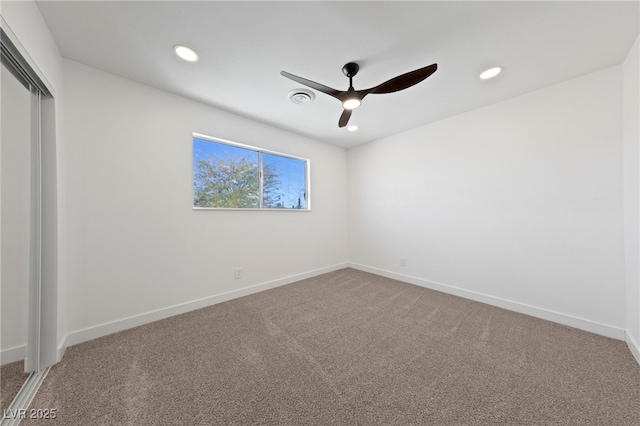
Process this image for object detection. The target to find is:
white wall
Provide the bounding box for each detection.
[348,66,625,338]
[623,34,640,363]
[0,0,66,365]
[62,60,348,344]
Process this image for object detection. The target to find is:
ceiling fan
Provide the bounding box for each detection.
[281,62,438,128]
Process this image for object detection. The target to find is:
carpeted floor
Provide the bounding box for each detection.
[1,360,28,412]
[22,268,640,425]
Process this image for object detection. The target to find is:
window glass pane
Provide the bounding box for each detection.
[193,137,259,208]
[262,153,307,209]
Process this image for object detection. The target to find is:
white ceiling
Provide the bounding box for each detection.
[36,1,639,148]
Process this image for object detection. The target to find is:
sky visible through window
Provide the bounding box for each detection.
[193,137,307,209]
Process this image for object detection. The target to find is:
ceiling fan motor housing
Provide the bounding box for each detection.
[342,62,360,78]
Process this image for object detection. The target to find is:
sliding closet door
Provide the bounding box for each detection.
[1,21,58,377]
[0,61,32,368]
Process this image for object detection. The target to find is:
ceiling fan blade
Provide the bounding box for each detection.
[368,63,438,95]
[338,109,352,128]
[280,71,343,98]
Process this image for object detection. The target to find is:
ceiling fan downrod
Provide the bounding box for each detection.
[342,62,359,89]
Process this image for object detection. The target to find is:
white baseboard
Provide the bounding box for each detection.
[626,331,640,366]
[348,262,626,341]
[1,344,26,366]
[57,334,68,363]
[62,263,349,350]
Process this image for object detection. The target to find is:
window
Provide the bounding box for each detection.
[193,134,310,210]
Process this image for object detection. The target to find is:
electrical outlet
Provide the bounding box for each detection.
[234,268,242,279]
[401,258,407,267]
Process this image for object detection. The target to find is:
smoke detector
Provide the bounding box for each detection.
[288,89,315,105]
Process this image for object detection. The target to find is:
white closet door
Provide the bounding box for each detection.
[1,61,32,366]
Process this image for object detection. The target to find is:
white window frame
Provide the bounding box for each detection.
[192,133,311,211]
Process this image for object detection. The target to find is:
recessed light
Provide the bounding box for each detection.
[174,45,199,62]
[480,67,502,80]
[348,125,358,132]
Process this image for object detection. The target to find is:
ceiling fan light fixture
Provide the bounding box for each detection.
[342,98,361,110]
[174,45,199,62]
[480,66,502,80]
[348,125,359,132]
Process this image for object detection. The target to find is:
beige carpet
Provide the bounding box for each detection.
[1,360,28,412]
[22,268,640,425]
